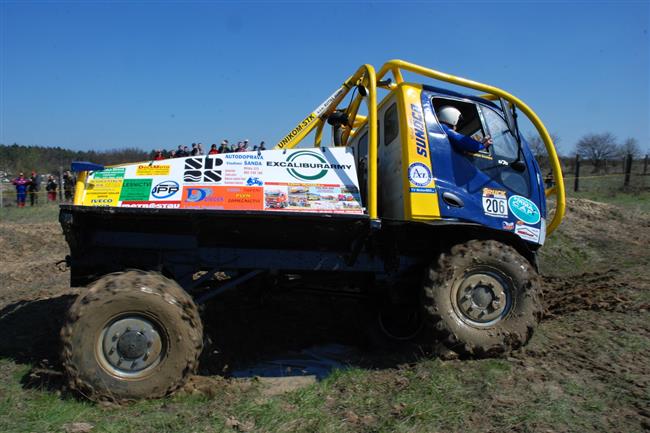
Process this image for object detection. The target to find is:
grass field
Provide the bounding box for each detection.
[0,174,648,433]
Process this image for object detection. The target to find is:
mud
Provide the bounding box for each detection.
[0,197,648,427]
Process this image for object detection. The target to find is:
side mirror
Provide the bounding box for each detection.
[510,160,527,172]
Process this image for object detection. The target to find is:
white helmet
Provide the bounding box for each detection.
[437,106,462,126]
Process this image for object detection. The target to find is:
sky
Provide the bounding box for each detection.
[1,0,649,155]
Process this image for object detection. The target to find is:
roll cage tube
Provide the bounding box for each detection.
[273,64,378,220]
[273,60,563,235]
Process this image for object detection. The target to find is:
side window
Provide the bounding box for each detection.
[357,132,368,167]
[383,103,398,145]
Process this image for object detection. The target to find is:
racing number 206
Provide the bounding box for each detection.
[483,197,507,217]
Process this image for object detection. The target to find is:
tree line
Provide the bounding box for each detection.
[0,144,150,176]
[526,133,645,173]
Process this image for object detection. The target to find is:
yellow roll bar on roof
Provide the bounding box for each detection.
[273,60,565,235]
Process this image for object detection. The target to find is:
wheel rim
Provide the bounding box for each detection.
[452,270,512,327]
[96,314,165,379]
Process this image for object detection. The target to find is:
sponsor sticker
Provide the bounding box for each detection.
[136,165,170,176]
[82,178,123,206]
[408,162,432,187]
[181,186,263,210]
[184,156,224,183]
[508,195,541,224]
[121,201,181,209]
[119,178,152,201]
[267,150,351,182]
[482,188,508,218]
[515,223,541,243]
[93,168,125,179]
[539,218,546,245]
[502,221,515,231]
[151,180,180,199]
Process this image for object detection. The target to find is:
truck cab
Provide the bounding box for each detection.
[349,83,547,246]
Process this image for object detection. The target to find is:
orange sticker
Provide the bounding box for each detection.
[181,186,263,210]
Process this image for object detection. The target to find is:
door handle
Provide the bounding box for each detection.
[442,192,464,208]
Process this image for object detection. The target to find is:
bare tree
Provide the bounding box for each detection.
[526,132,561,169]
[620,137,641,158]
[575,132,619,173]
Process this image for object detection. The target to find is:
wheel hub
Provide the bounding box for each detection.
[116,331,148,359]
[456,273,509,324]
[99,316,163,377]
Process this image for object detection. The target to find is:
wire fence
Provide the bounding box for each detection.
[0,187,76,208]
[556,155,649,194]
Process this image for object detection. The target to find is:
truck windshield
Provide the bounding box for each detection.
[481,107,519,163]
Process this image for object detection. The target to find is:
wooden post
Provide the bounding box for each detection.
[59,166,64,201]
[624,153,632,187]
[574,154,580,192]
[644,154,648,176]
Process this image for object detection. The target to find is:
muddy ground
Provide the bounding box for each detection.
[0,198,648,432]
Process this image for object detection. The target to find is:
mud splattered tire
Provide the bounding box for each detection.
[422,240,542,357]
[61,270,203,401]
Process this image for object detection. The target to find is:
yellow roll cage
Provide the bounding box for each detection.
[272,59,565,236]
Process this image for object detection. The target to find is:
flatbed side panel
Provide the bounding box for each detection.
[59,205,373,286]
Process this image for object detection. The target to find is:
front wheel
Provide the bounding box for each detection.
[61,270,203,401]
[422,240,542,357]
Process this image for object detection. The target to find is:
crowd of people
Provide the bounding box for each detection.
[9,170,75,207]
[153,139,267,160]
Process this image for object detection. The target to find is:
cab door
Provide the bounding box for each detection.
[377,98,403,219]
[425,93,543,242]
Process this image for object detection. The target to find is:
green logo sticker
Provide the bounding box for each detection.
[94,168,126,179]
[286,150,329,181]
[119,178,153,201]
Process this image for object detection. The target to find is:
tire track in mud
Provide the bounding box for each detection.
[541,269,638,318]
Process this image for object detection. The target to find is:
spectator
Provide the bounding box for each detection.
[183,145,190,156]
[235,142,246,152]
[176,145,185,157]
[12,172,30,208]
[153,149,165,160]
[28,171,40,206]
[169,150,177,158]
[46,175,58,201]
[208,144,219,155]
[197,143,204,155]
[259,141,266,151]
[218,140,229,153]
[63,171,75,202]
[191,143,199,156]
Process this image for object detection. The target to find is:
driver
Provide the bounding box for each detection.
[436,106,493,153]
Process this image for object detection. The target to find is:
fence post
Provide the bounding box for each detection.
[59,166,64,202]
[644,154,648,176]
[624,153,632,187]
[574,154,580,192]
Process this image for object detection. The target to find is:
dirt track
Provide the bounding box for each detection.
[0,198,648,431]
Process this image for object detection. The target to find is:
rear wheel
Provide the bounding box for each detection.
[422,240,542,357]
[61,270,203,401]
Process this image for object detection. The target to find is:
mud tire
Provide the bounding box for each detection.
[61,270,203,402]
[422,240,542,357]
